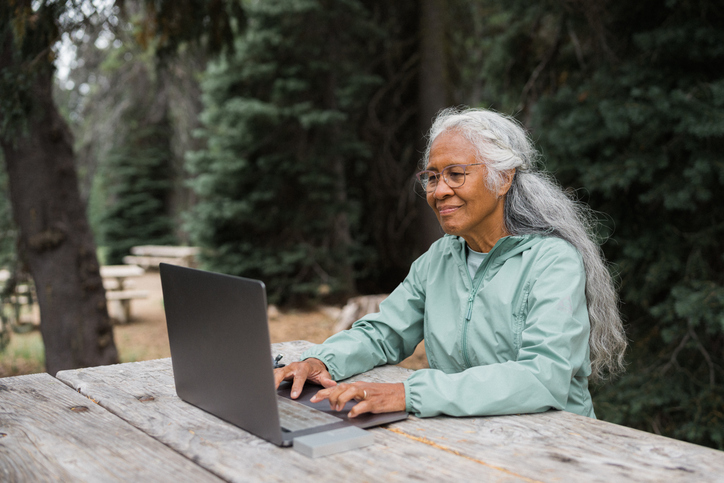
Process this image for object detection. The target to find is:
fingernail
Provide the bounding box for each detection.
[291,391,298,398]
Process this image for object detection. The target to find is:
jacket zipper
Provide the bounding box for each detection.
[461,241,506,368]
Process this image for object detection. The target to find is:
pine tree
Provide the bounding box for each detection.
[86,35,178,264]
[100,118,176,264]
[535,2,724,448]
[466,0,724,448]
[187,0,388,304]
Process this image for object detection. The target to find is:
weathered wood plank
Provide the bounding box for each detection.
[56,341,724,482]
[55,347,528,482]
[0,372,222,482]
[271,341,724,481]
[388,409,724,483]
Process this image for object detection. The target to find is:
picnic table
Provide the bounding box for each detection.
[100,265,147,323]
[2,340,723,482]
[123,245,200,269]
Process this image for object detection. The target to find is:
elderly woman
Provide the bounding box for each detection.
[275,107,627,419]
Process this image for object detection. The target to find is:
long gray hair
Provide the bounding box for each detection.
[423,107,627,382]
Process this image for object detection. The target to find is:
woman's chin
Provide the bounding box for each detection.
[440,224,462,237]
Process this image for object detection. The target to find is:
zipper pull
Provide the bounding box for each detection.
[466,297,474,321]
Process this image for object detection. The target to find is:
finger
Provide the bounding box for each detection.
[318,375,337,388]
[309,387,331,403]
[328,384,360,411]
[310,382,342,403]
[273,367,290,389]
[348,400,371,418]
[290,371,309,399]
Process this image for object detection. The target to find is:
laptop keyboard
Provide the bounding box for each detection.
[277,395,340,432]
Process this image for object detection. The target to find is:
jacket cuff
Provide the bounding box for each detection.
[403,376,423,416]
[300,347,341,381]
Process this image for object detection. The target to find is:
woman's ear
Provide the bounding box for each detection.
[498,169,516,197]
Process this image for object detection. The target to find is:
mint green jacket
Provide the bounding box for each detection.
[302,234,595,418]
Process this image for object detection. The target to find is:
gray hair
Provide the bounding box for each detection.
[423,107,627,382]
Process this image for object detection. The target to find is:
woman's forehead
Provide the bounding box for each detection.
[427,131,478,169]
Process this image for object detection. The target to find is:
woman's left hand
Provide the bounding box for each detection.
[310,382,406,418]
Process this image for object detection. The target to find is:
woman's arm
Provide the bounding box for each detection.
[300,253,429,381]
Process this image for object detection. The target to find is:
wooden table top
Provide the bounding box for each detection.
[99,264,145,279]
[2,340,723,482]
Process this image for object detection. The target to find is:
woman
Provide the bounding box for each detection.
[274,107,627,419]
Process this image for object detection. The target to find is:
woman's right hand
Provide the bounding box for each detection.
[273,358,337,399]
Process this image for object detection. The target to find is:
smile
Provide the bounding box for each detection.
[437,205,460,216]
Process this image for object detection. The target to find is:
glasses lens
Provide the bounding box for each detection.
[444,166,467,188]
[417,171,437,191]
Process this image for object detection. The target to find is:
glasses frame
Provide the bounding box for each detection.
[415,163,485,193]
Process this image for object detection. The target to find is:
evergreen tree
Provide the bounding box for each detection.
[89,38,177,264]
[188,0,385,304]
[100,117,176,264]
[468,0,724,448]
[536,2,724,449]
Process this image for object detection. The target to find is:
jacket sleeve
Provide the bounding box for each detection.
[300,255,428,381]
[404,243,591,417]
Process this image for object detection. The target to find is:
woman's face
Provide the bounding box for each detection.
[425,131,509,251]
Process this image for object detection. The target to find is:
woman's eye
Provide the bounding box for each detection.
[447,170,465,181]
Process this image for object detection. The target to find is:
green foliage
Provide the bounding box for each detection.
[99,121,177,264]
[472,0,724,448]
[133,0,245,58]
[87,27,177,262]
[187,0,384,304]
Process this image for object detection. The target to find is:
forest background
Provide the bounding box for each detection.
[1,0,723,450]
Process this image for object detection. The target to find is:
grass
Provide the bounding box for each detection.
[0,330,45,377]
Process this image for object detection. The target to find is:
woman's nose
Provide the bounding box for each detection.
[432,178,454,198]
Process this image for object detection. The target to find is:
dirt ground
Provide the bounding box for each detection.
[1,271,427,376]
[116,271,427,369]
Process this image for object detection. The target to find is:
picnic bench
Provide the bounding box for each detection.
[100,265,147,324]
[122,245,200,269]
[2,340,723,481]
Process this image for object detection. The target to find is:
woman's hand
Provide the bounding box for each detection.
[311,382,406,418]
[273,358,336,399]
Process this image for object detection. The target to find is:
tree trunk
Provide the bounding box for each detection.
[0,62,119,375]
[416,0,449,249]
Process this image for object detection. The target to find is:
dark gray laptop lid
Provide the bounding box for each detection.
[160,263,285,446]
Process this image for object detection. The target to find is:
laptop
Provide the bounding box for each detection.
[159,263,407,447]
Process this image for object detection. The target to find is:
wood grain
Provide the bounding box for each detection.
[56,341,724,482]
[0,372,222,482]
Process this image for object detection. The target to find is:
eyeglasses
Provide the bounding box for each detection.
[415,163,485,193]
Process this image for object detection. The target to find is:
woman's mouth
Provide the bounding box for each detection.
[437,205,460,216]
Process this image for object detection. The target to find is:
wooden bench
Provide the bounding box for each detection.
[105,290,148,324]
[100,265,147,324]
[122,245,200,269]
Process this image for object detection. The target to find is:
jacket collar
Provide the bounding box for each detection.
[446,234,538,267]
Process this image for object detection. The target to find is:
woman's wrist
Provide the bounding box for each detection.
[303,357,328,373]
